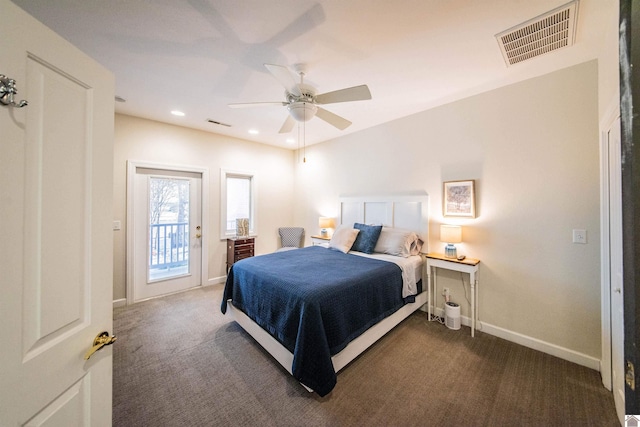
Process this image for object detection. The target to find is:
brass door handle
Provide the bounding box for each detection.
[195,234,202,238]
[84,331,117,360]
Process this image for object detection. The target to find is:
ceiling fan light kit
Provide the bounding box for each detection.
[288,102,317,122]
[228,63,372,133]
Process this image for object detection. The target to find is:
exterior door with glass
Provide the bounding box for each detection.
[132,167,202,302]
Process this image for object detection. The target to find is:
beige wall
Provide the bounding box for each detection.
[293,61,602,358]
[111,0,619,359]
[596,0,621,118]
[112,114,295,300]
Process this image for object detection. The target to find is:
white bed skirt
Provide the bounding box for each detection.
[226,290,429,392]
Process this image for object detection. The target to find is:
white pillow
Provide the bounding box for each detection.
[374,227,423,257]
[329,227,360,253]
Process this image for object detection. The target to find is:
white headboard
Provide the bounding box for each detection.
[339,194,429,251]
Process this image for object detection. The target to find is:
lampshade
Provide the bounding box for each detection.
[440,225,462,243]
[319,217,335,229]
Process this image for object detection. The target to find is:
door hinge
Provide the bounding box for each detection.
[626,360,636,390]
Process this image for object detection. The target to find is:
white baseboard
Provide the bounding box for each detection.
[113,298,126,308]
[113,276,226,308]
[205,275,226,287]
[432,307,600,371]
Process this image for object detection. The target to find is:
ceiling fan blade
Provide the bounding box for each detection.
[315,107,352,130]
[279,115,296,133]
[228,101,287,108]
[264,64,300,96]
[315,85,371,105]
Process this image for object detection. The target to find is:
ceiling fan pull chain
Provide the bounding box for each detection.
[297,122,301,163]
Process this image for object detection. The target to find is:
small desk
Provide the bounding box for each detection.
[426,253,480,337]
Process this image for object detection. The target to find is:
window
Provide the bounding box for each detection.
[221,169,256,237]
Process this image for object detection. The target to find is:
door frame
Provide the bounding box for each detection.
[126,160,209,305]
[600,104,621,392]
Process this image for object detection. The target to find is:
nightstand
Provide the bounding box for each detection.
[226,237,255,273]
[310,235,331,247]
[426,252,480,337]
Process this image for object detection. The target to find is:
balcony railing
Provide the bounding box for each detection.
[150,222,189,271]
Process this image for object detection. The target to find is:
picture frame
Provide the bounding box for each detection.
[443,180,476,218]
[236,218,249,237]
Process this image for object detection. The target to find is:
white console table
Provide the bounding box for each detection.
[426,253,481,337]
[310,235,331,247]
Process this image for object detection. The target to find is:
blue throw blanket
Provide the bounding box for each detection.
[221,246,406,396]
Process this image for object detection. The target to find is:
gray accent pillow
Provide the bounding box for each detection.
[374,227,424,257]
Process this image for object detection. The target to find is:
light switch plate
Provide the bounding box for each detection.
[113,220,121,231]
[572,229,587,244]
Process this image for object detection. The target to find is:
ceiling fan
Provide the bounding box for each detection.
[228,63,372,133]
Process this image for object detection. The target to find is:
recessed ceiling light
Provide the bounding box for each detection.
[248,129,259,135]
[171,110,185,117]
[286,138,295,144]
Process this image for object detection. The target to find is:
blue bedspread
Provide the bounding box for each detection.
[221,246,406,396]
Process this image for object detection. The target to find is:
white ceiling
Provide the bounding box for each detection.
[11,0,609,149]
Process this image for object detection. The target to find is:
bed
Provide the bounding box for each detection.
[221,195,430,396]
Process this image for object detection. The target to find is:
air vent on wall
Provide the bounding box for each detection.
[496,0,579,67]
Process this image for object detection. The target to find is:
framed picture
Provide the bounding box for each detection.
[235,218,249,237]
[443,180,476,218]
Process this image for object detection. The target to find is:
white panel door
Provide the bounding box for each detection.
[0,1,114,425]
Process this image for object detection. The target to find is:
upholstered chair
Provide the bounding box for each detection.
[277,227,305,251]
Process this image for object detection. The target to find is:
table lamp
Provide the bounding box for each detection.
[440,225,462,258]
[319,217,335,237]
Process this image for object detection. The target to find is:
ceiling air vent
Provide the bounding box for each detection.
[496,1,579,66]
[207,119,231,127]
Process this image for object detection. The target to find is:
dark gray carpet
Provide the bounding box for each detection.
[113,286,619,426]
